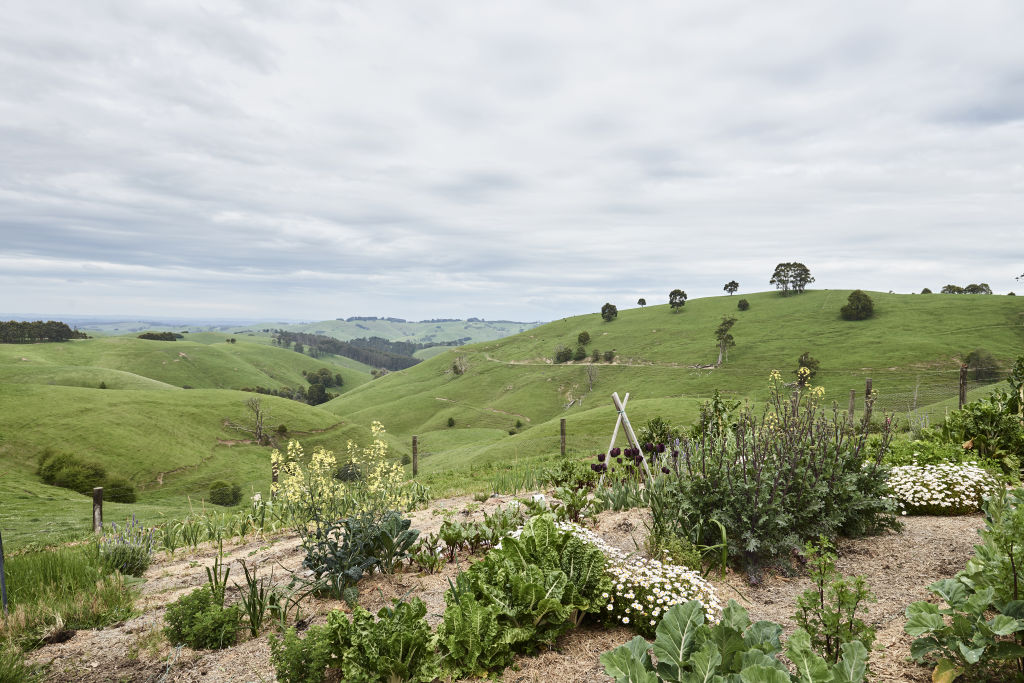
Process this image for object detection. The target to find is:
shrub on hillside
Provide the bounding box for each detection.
[137,331,177,341]
[554,345,572,363]
[209,480,242,506]
[737,298,750,311]
[603,350,615,362]
[51,460,107,495]
[840,289,874,320]
[572,345,587,361]
[105,476,137,503]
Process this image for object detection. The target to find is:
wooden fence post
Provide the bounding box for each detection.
[93,487,103,534]
[959,365,967,408]
[791,391,800,416]
[560,419,566,456]
[412,436,418,477]
[0,528,8,616]
[848,389,856,420]
[864,378,873,423]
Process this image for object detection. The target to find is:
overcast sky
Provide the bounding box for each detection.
[2,1,1023,322]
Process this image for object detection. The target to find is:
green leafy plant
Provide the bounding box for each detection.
[601,600,868,682]
[209,480,243,506]
[373,510,420,574]
[235,560,273,637]
[792,538,875,664]
[905,487,1024,681]
[164,585,241,650]
[329,598,440,682]
[269,624,335,683]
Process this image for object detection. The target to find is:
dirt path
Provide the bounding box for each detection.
[27,497,983,683]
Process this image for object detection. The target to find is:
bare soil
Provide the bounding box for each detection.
[27,495,985,682]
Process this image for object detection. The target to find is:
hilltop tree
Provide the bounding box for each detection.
[601,302,618,322]
[770,262,815,295]
[714,316,737,366]
[669,289,688,312]
[637,298,646,308]
[724,280,739,295]
[840,289,874,320]
[921,287,932,294]
[964,283,993,295]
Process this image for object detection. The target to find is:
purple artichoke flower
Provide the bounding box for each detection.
[597,452,606,462]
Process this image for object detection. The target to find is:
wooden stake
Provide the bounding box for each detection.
[848,389,856,420]
[611,392,654,483]
[93,487,103,534]
[959,365,967,408]
[560,419,566,456]
[412,436,419,477]
[0,528,7,616]
[865,378,873,423]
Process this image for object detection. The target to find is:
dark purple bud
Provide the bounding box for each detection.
[616,457,622,464]
[661,467,670,474]
[611,447,621,457]
[643,442,654,452]
[672,450,679,458]
[597,453,606,462]
[657,443,666,454]
[590,463,600,472]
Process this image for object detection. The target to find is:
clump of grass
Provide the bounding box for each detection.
[0,545,136,649]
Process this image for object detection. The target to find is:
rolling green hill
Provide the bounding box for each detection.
[1,290,1020,548]
[324,290,1024,486]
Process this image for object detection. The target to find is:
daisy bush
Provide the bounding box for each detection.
[555,521,722,637]
[888,463,1000,515]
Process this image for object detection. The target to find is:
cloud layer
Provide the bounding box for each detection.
[3,1,1023,320]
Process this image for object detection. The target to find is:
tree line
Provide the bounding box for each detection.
[272,331,422,371]
[0,320,88,343]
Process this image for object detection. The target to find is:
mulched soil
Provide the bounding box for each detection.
[27,495,985,682]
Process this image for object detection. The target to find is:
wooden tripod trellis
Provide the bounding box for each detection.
[600,391,654,485]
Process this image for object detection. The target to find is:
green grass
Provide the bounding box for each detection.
[1,290,1020,543]
[0,544,136,650]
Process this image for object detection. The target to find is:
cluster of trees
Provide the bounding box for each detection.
[554,329,615,364]
[940,283,993,295]
[241,366,342,406]
[272,331,420,371]
[769,262,815,295]
[37,450,136,503]
[0,320,87,343]
[138,331,182,341]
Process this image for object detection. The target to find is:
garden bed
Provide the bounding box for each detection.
[25,492,984,682]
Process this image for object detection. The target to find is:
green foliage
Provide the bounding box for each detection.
[601,600,869,683]
[669,289,688,311]
[930,391,1024,480]
[0,545,136,649]
[137,331,178,341]
[37,451,106,494]
[770,262,815,295]
[447,416,455,427]
[603,349,616,362]
[724,280,739,295]
[792,538,875,664]
[795,352,820,382]
[269,624,335,683]
[0,646,40,683]
[921,287,932,294]
[540,452,596,490]
[840,290,874,321]
[658,374,900,575]
[738,298,750,311]
[164,585,241,650]
[573,345,587,361]
[96,516,154,577]
[209,480,243,506]
[601,302,618,322]
[105,476,137,503]
[325,598,440,683]
[638,298,647,308]
[906,488,1024,681]
[964,347,1000,382]
[578,331,591,346]
[636,416,683,449]
[554,345,573,363]
[439,515,610,677]
[882,439,972,468]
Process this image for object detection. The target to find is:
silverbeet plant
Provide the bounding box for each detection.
[601,599,868,683]
[96,516,155,577]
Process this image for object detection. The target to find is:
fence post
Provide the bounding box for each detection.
[848,389,856,420]
[791,391,799,416]
[864,378,873,423]
[560,419,566,456]
[412,436,418,477]
[0,528,7,616]
[93,487,103,534]
[959,365,967,408]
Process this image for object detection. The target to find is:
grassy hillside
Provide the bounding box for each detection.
[2,290,1020,547]
[326,290,1023,484]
